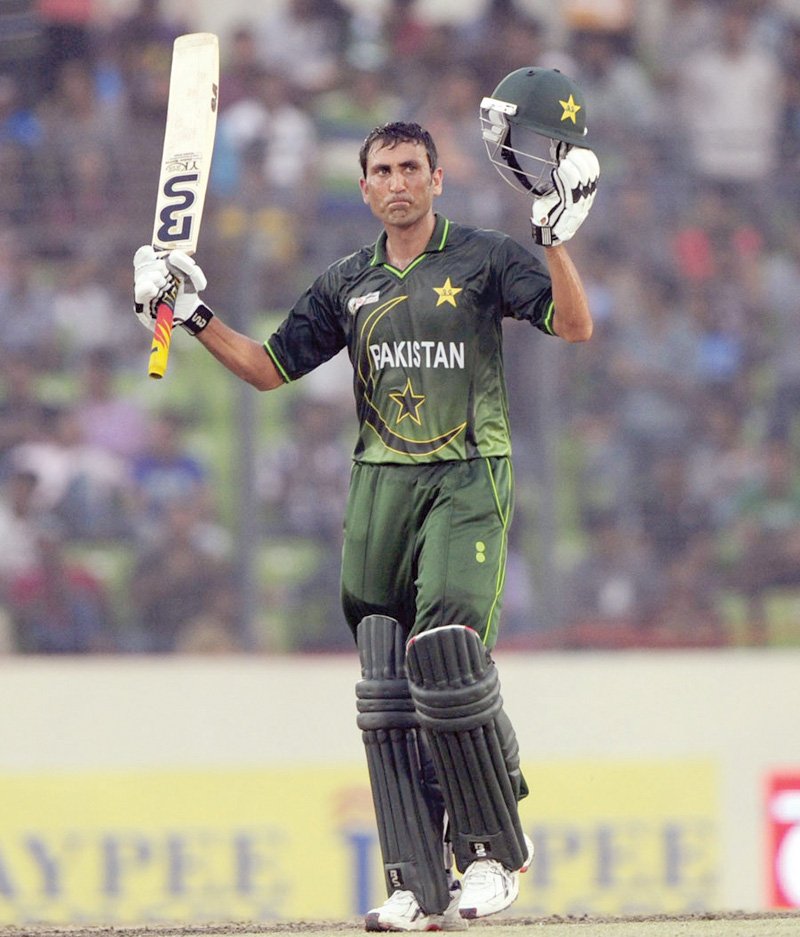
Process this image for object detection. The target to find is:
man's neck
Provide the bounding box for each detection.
[384,214,436,270]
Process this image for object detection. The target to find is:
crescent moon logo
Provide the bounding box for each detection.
[356,296,466,457]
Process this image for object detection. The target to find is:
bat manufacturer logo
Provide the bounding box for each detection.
[155,172,199,243]
[166,156,201,172]
[211,82,219,112]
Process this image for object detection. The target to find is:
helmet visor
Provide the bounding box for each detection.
[480,96,558,197]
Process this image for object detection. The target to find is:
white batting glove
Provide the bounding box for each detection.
[132,246,214,336]
[531,146,599,247]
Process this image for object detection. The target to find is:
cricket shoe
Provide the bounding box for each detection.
[365,882,467,932]
[458,834,534,920]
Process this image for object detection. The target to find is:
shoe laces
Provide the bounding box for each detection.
[384,888,420,911]
[463,858,511,886]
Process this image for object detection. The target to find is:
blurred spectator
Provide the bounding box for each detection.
[0,2,41,96]
[418,65,505,229]
[562,0,635,34]
[257,394,351,651]
[601,165,676,270]
[36,57,124,253]
[684,286,749,402]
[175,580,245,653]
[636,450,712,565]
[609,269,699,476]
[213,64,318,306]
[0,134,38,228]
[216,66,318,213]
[380,0,431,64]
[0,468,43,587]
[111,1,185,237]
[686,396,761,530]
[558,509,668,647]
[218,24,264,110]
[258,395,351,542]
[52,142,119,255]
[673,1,782,214]
[52,257,125,359]
[0,73,43,219]
[110,0,186,63]
[778,18,800,205]
[571,408,636,526]
[73,347,152,462]
[10,404,131,541]
[255,0,350,96]
[128,410,215,544]
[671,184,763,291]
[651,530,727,648]
[762,217,800,442]
[6,518,117,653]
[458,2,551,92]
[645,0,716,95]
[312,64,401,265]
[0,241,60,367]
[35,0,96,95]
[130,498,233,653]
[0,353,46,479]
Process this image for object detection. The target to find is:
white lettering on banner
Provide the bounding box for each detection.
[368,341,465,371]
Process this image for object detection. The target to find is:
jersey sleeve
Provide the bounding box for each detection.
[494,236,556,335]
[264,269,347,382]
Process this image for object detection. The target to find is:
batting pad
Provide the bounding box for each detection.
[356,615,451,914]
[406,624,528,873]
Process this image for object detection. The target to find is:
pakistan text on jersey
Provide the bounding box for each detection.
[369,341,465,370]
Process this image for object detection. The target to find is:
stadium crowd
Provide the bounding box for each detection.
[2,0,800,654]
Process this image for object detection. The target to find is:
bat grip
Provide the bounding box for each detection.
[148,298,175,380]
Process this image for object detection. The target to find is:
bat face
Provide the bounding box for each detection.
[152,33,219,254]
[154,163,210,248]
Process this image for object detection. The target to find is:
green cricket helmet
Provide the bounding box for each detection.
[480,67,589,196]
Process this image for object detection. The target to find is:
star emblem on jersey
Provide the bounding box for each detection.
[433,277,463,308]
[559,93,581,124]
[389,378,426,425]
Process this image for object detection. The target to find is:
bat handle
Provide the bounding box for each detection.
[148,287,177,379]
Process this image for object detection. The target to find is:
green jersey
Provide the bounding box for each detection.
[265,214,555,464]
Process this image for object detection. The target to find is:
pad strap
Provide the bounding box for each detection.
[356,615,451,914]
[406,624,528,872]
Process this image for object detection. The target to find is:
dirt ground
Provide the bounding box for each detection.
[2,911,800,937]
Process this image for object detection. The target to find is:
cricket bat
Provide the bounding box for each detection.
[148,32,219,380]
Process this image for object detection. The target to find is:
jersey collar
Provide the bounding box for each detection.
[371,214,451,268]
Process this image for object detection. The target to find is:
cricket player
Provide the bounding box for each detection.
[133,68,598,932]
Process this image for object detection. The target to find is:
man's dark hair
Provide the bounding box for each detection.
[359,122,438,177]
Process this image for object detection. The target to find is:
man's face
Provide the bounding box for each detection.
[359,140,443,229]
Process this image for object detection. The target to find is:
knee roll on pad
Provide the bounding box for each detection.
[406,624,528,873]
[356,615,450,914]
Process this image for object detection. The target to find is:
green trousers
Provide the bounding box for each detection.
[341,457,514,649]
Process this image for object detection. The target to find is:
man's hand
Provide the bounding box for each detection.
[531,146,599,247]
[133,245,214,336]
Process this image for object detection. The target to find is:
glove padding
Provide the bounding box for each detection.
[133,245,213,336]
[531,146,599,247]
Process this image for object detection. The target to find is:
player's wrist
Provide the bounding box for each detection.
[179,302,214,336]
